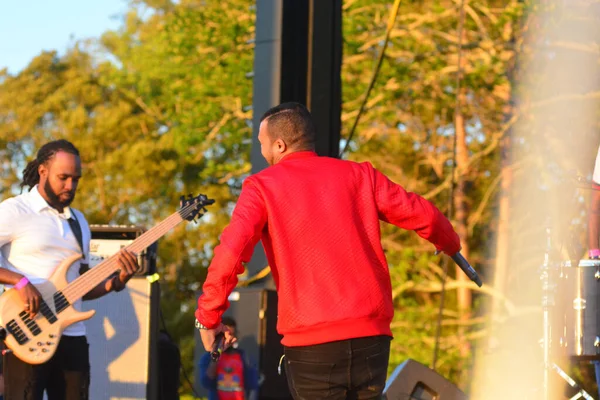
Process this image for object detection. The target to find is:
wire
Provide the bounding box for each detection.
[159,307,202,399]
[236,265,271,287]
[431,0,467,371]
[338,0,403,158]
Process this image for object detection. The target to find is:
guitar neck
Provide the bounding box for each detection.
[61,212,185,303]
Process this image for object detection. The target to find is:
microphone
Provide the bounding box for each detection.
[451,252,483,287]
[210,332,225,362]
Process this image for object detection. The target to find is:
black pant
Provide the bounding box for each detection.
[284,335,391,400]
[4,335,90,400]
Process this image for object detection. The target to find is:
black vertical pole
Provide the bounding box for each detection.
[248,0,343,282]
[307,0,342,158]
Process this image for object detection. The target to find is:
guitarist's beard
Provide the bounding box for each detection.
[44,180,75,210]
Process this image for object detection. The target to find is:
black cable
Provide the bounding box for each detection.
[159,307,201,399]
[338,0,403,158]
[431,0,467,371]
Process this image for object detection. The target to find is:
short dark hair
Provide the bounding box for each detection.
[20,139,80,192]
[260,102,316,151]
[222,316,237,328]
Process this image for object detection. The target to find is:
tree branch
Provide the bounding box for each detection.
[392,278,541,319]
[422,112,519,201]
[467,171,502,235]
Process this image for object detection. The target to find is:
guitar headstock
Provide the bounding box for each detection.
[179,194,215,222]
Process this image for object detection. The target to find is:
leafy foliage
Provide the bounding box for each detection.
[0,0,538,395]
[0,0,255,390]
[341,0,524,387]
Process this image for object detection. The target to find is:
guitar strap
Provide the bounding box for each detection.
[67,212,90,275]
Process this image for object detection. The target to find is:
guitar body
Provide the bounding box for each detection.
[0,253,95,364]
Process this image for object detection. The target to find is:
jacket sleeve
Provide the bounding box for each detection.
[198,352,217,390]
[196,179,268,328]
[370,164,461,255]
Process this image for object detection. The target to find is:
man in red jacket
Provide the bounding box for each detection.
[195,102,462,399]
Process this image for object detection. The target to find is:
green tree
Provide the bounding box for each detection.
[0,1,255,394]
[0,0,543,395]
[96,1,256,384]
[340,0,524,388]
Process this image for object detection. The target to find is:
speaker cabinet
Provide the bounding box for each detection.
[83,226,160,400]
[383,359,467,400]
[83,278,159,400]
[195,288,292,399]
[89,224,158,276]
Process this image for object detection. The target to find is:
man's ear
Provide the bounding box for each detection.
[275,138,287,154]
[38,163,48,179]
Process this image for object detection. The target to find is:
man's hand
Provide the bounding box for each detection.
[16,280,42,318]
[112,250,139,292]
[199,323,237,353]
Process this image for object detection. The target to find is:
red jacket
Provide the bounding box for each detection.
[196,151,461,346]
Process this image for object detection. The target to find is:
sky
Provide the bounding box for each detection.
[0,0,128,74]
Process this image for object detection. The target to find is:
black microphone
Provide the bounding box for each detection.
[451,252,482,287]
[210,332,225,362]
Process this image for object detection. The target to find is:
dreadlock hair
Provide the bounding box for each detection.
[20,139,80,192]
[260,102,316,151]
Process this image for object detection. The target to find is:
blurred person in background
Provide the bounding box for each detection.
[198,316,259,400]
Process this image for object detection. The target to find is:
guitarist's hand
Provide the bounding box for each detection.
[113,250,139,292]
[18,282,42,318]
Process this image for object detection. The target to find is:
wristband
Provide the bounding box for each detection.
[589,249,600,259]
[15,277,29,290]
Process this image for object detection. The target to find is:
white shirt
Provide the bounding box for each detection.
[594,146,600,184]
[0,185,90,336]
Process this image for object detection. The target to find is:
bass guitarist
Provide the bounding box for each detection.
[0,139,139,400]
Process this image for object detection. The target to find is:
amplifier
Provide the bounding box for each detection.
[83,277,160,400]
[85,225,161,400]
[89,225,157,276]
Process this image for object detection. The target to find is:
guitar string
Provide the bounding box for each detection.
[13,200,205,336]
[61,201,202,301]
[62,212,182,300]
[7,201,205,348]
[53,200,207,307]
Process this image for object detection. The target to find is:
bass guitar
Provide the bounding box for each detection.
[0,194,213,364]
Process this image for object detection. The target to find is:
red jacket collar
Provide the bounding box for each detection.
[280,151,318,163]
